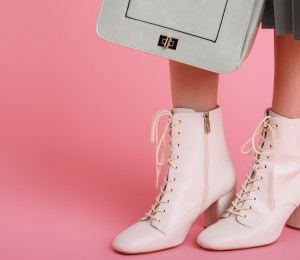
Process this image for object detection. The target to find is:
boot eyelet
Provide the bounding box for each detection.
[260,176,263,180]
[163,209,166,213]
[170,188,173,192]
[177,143,180,147]
[269,144,272,148]
[275,124,278,128]
[267,156,269,159]
[177,131,181,135]
[264,165,267,168]
[173,177,176,181]
[244,215,247,218]
[175,166,178,169]
[178,120,182,123]
[257,187,260,190]
[254,197,257,200]
[177,155,179,159]
[158,219,161,222]
[167,200,170,203]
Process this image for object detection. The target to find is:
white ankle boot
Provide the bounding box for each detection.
[197,107,300,250]
[112,105,236,254]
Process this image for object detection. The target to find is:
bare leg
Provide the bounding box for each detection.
[272,33,300,118]
[169,60,219,112]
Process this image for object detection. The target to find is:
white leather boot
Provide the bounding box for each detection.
[197,107,300,250]
[112,105,236,254]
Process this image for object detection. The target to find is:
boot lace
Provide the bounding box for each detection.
[226,115,283,218]
[144,109,181,222]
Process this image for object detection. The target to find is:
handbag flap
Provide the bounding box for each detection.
[126,0,228,42]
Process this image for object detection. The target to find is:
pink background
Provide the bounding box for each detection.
[0,1,299,259]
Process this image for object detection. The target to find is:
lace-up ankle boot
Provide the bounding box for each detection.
[197,108,300,250]
[112,105,236,254]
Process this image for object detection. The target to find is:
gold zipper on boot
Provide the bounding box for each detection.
[201,111,211,213]
[203,112,211,134]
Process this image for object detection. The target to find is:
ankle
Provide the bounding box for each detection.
[173,104,219,113]
[270,107,300,119]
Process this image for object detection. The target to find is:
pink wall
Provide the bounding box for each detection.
[1,1,299,260]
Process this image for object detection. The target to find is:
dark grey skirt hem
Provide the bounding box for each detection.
[261,24,300,40]
[261,0,300,41]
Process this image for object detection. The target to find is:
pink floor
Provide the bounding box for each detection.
[1,1,299,259]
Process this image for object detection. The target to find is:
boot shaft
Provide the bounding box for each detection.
[150,105,236,232]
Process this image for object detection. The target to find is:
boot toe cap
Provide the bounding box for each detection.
[112,220,167,254]
[197,217,250,250]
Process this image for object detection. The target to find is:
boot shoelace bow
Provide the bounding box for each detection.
[225,115,284,218]
[144,110,181,222]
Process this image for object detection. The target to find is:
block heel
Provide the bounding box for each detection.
[286,206,300,230]
[203,190,235,228]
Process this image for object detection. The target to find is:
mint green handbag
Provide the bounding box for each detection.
[96,0,266,74]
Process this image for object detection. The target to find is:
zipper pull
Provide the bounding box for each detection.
[203,112,211,134]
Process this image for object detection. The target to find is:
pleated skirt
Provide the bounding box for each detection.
[261,0,300,40]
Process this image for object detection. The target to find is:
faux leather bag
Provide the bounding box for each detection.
[96,0,266,74]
